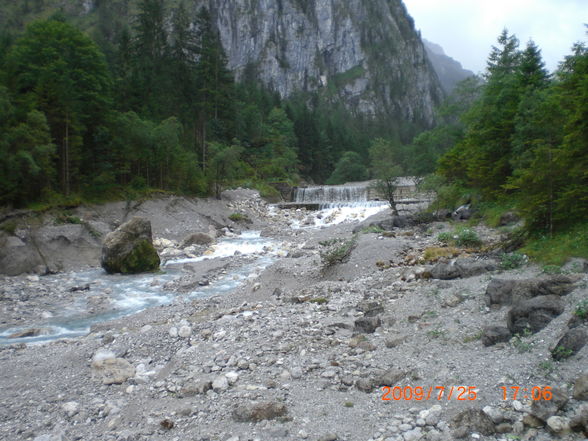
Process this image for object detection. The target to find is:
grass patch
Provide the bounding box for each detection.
[55,213,83,225]
[463,330,484,343]
[476,200,518,228]
[229,213,250,223]
[521,223,588,265]
[422,247,460,263]
[361,225,385,234]
[542,265,562,274]
[427,328,446,339]
[437,227,483,249]
[310,297,329,305]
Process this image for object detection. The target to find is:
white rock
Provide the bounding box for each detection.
[225,371,239,385]
[547,416,570,433]
[61,401,79,417]
[92,349,116,365]
[402,428,422,441]
[512,400,524,411]
[482,406,503,424]
[169,327,178,338]
[140,325,152,333]
[212,376,229,391]
[178,326,192,338]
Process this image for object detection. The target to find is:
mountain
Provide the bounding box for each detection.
[423,39,474,93]
[0,0,445,128]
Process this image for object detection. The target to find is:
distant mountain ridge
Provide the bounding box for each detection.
[423,39,474,93]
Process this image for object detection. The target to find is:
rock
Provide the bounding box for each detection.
[451,409,495,438]
[356,301,385,317]
[430,258,498,280]
[486,275,579,307]
[317,434,338,441]
[232,401,288,422]
[356,378,375,392]
[482,406,504,424]
[8,328,43,339]
[530,386,568,422]
[482,326,512,346]
[506,295,565,334]
[385,336,407,348]
[499,211,520,226]
[178,325,192,338]
[522,414,544,428]
[452,204,472,221]
[91,353,135,385]
[101,217,160,274]
[574,374,588,401]
[0,233,45,276]
[547,416,570,434]
[61,401,79,417]
[552,328,587,360]
[562,258,588,273]
[181,232,214,247]
[212,376,230,392]
[169,327,178,338]
[354,316,382,334]
[375,368,407,387]
[179,379,212,397]
[403,428,422,441]
[570,404,588,434]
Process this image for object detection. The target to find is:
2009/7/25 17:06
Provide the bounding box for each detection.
[381,386,478,401]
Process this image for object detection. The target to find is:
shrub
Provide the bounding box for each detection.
[575,299,588,320]
[229,213,251,223]
[500,252,528,270]
[320,235,357,267]
[437,232,453,244]
[542,265,562,274]
[422,247,460,263]
[455,228,482,248]
[361,225,385,234]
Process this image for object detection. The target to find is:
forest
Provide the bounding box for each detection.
[0,1,586,261]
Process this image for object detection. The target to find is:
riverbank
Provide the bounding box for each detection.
[0,192,587,441]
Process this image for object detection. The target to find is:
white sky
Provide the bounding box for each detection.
[403,0,588,74]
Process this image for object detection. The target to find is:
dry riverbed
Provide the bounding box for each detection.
[0,193,587,441]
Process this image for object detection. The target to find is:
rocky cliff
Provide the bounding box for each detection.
[423,39,474,93]
[0,0,444,126]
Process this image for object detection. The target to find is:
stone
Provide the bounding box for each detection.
[552,328,587,360]
[225,371,239,385]
[354,316,382,334]
[562,258,588,274]
[430,258,498,280]
[101,217,160,274]
[486,275,579,307]
[481,326,511,346]
[507,295,565,334]
[169,327,178,338]
[356,378,375,393]
[179,379,212,397]
[178,325,192,338]
[522,414,544,428]
[499,211,520,226]
[530,386,568,422]
[385,337,407,348]
[452,204,471,221]
[317,434,338,441]
[547,416,570,434]
[232,401,288,422]
[212,376,230,392]
[570,404,588,434]
[451,409,495,438]
[375,368,407,387]
[181,232,214,247]
[356,301,385,317]
[8,328,43,339]
[403,428,422,441]
[574,374,588,401]
[482,406,503,424]
[61,401,79,417]
[91,351,135,385]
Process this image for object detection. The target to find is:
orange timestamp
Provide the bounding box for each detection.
[382,386,478,402]
[499,386,552,401]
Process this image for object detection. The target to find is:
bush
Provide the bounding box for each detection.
[319,235,357,267]
[437,232,453,244]
[454,228,482,248]
[575,300,588,320]
[500,252,528,270]
[0,220,18,235]
[229,213,250,223]
[361,225,385,234]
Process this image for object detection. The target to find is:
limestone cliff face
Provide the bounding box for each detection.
[206,0,444,125]
[4,0,444,126]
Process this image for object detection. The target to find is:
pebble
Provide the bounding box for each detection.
[178,325,192,338]
[169,327,178,338]
[212,376,229,391]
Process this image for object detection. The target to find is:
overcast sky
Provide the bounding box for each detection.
[403,0,588,74]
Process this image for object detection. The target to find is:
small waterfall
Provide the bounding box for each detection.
[294,185,369,205]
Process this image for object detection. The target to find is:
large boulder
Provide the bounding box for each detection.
[552,328,587,360]
[101,217,160,274]
[430,258,498,280]
[486,275,579,307]
[507,295,565,334]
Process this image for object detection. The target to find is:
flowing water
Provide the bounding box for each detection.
[0,232,278,345]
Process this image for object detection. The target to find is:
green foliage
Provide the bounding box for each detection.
[361,225,385,234]
[521,223,588,265]
[542,265,562,275]
[55,213,82,225]
[500,252,528,270]
[438,228,482,248]
[0,220,18,235]
[319,235,357,267]
[512,331,533,353]
[575,299,588,320]
[437,232,453,244]
[229,213,250,223]
[551,345,573,360]
[326,151,368,185]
